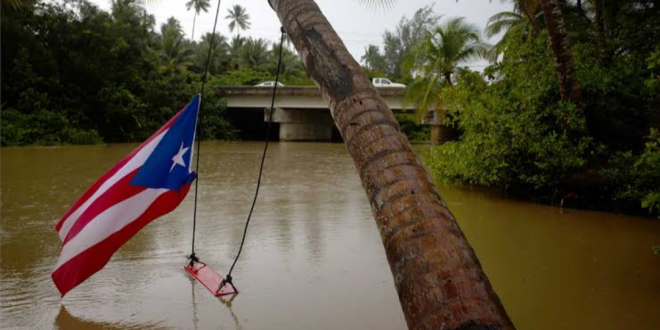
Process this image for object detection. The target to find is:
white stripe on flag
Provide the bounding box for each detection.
[54,188,168,270]
[57,130,168,242]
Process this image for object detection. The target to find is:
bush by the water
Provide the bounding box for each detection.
[395,114,430,142]
[424,11,660,216]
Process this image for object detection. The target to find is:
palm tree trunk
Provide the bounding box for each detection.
[576,0,586,18]
[191,13,197,41]
[593,0,607,64]
[444,72,453,86]
[538,0,582,105]
[520,1,540,36]
[268,1,515,329]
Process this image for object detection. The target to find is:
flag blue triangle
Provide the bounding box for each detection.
[130,95,200,191]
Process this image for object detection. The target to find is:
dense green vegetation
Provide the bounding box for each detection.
[0,0,312,145]
[395,114,430,142]
[362,2,659,216]
[2,0,658,216]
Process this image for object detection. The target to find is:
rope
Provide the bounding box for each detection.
[189,0,223,266]
[219,28,287,290]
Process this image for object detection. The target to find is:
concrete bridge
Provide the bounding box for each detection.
[218,86,440,142]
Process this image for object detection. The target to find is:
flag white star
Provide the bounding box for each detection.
[170,143,190,172]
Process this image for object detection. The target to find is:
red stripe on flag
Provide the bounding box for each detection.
[55,109,184,232]
[55,157,131,232]
[62,169,147,246]
[52,184,192,297]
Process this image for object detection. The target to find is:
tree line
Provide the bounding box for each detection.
[2,0,658,216]
[1,0,312,145]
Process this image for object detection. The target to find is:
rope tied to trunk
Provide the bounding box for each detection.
[188,0,224,266]
[218,27,287,292]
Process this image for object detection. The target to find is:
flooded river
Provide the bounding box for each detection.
[1,142,659,330]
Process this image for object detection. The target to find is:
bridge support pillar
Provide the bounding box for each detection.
[430,125,441,145]
[426,109,457,145]
[265,108,334,141]
[425,109,442,145]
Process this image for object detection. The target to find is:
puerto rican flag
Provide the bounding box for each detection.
[52,95,201,297]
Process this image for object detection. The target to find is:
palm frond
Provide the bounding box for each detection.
[226,4,250,34]
[2,0,22,9]
[485,18,521,38]
[487,11,523,24]
[355,0,397,10]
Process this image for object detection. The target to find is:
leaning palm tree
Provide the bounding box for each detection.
[403,17,490,119]
[185,0,211,41]
[225,4,250,37]
[268,1,515,329]
[100,0,516,327]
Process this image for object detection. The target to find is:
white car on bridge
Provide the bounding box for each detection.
[372,78,405,88]
[256,81,285,87]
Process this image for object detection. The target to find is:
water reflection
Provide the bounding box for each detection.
[1,142,659,330]
[219,294,242,330]
[55,306,173,330]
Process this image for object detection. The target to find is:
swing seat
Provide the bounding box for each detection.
[184,262,238,296]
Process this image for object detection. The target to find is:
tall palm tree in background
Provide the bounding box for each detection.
[514,0,541,35]
[451,0,583,106]
[238,38,269,69]
[588,0,627,64]
[196,32,228,74]
[403,17,490,119]
[227,35,245,69]
[592,0,606,62]
[225,4,250,37]
[156,17,194,71]
[485,0,542,62]
[485,11,526,62]
[269,43,304,78]
[361,45,386,71]
[268,1,515,329]
[185,0,211,41]
[537,0,581,105]
[161,16,184,35]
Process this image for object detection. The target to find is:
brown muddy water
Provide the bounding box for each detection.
[1,142,659,330]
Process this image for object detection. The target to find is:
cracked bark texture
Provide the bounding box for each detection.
[269,0,516,329]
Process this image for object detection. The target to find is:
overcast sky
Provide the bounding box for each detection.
[89,0,513,69]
